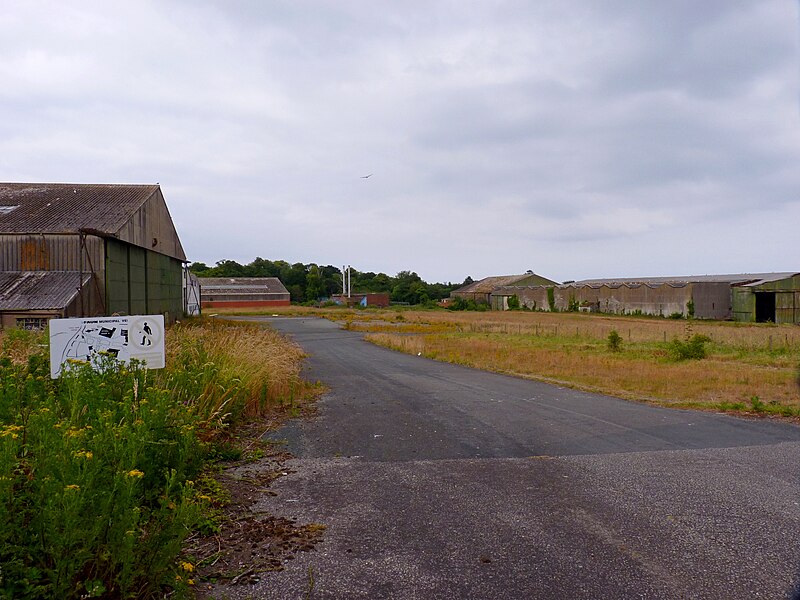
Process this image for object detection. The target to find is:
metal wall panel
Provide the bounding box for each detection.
[732,287,755,322]
[105,238,129,315]
[775,292,795,325]
[0,234,103,272]
[130,246,147,315]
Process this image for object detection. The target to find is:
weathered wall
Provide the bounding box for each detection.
[114,188,186,261]
[0,234,104,273]
[491,286,552,311]
[202,300,291,308]
[555,284,692,316]
[733,275,800,323]
[105,238,183,322]
[691,282,732,319]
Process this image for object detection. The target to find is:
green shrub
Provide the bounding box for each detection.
[668,334,711,361]
[0,352,205,599]
[448,297,488,312]
[506,295,521,311]
[607,330,623,352]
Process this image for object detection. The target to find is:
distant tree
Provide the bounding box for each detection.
[208,259,248,277]
[188,262,210,274]
[305,265,325,302]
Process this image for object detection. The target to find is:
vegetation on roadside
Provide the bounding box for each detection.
[0,319,316,599]
[285,308,800,416]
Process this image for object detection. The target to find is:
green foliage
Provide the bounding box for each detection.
[686,300,695,319]
[567,296,580,312]
[506,295,521,311]
[668,312,685,319]
[668,334,711,361]
[747,395,798,416]
[546,287,556,311]
[448,297,489,312]
[0,353,205,599]
[607,330,623,352]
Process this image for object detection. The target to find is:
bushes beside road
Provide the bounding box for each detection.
[0,319,313,599]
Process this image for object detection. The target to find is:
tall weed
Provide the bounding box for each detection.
[0,319,313,599]
[0,351,204,598]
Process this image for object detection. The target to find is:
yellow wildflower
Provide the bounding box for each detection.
[73,450,93,459]
[65,484,80,491]
[180,561,194,572]
[126,469,144,479]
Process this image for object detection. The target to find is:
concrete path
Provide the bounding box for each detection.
[214,317,800,599]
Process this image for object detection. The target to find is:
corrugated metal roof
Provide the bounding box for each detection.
[0,271,90,310]
[454,274,538,295]
[198,277,290,295]
[0,183,159,235]
[570,273,799,287]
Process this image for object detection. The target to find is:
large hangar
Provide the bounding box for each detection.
[451,272,558,307]
[0,183,187,328]
[491,273,800,323]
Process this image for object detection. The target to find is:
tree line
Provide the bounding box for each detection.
[189,258,473,305]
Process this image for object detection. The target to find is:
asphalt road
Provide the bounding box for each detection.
[215,317,800,599]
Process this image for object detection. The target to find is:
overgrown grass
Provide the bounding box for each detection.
[0,318,315,599]
[360,311,800,414]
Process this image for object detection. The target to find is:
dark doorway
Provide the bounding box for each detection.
[755,292,776,323]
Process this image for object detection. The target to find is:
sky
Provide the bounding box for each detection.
[1,1,799,284]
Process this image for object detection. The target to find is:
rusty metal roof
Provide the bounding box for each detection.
[0,271,90,310]
[198,277,290,295]
[0,183,160,235]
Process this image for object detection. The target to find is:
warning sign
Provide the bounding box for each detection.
[49,315,165,379]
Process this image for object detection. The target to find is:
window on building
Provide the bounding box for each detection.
[16,317,48,330]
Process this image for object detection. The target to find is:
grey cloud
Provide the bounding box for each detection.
[1,0,798,282]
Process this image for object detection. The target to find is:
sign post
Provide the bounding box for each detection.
[49,315,165,379]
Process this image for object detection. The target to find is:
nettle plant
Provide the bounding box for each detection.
[0,350,207,599]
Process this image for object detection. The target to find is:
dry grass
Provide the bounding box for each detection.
[367,331,800,410]
[336,309,800,414]
[162,318,319,422]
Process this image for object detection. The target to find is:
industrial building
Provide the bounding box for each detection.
[330,293,391,308]
[451,273,558,306]
[199,277,290,309]
[732,273,800,324]
[0,183,187,328]
[490,273,800,323]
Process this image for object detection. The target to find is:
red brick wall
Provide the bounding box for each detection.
[201,300,291,308]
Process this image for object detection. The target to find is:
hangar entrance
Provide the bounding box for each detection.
[755,292,776,323]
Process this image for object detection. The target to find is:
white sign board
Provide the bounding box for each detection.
[49,315,165,379]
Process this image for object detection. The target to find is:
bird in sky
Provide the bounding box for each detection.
[360,173,372,179]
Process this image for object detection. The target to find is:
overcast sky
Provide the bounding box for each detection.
[1,1,798,283]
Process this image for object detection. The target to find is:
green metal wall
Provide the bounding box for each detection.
[732,275,800,324]
[732,287,755,322]
[105,238,183,322]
